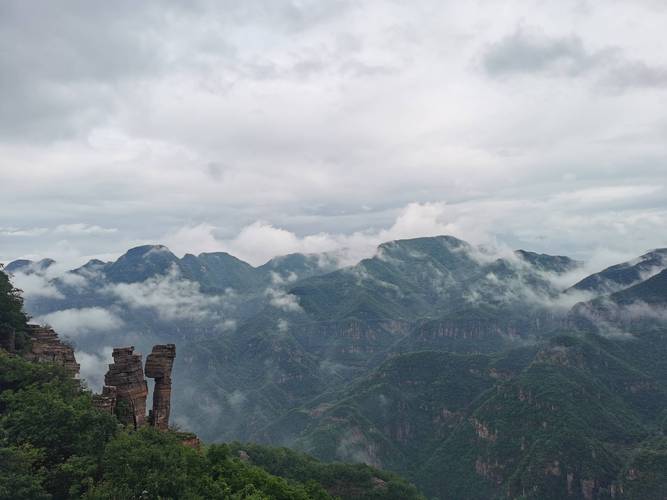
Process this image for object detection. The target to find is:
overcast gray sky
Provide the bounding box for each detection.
[1,0,666,268]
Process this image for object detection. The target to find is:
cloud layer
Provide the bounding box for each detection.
[104,267,234,323]
[0,1,666,266]
[35,307,124,337]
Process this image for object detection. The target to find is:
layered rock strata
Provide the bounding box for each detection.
[23,324,80,376]
[103,346,148,428]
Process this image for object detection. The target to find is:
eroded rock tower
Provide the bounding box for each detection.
[145,344,176,430]
[95,344,176,431]
[103,346,149,428]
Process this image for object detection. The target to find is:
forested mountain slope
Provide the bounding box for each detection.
[0,266,423,499]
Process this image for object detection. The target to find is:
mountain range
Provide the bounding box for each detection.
[5,235,667,499]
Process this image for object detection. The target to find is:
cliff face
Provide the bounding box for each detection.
[5,323,176,432]
[23,324,80,376]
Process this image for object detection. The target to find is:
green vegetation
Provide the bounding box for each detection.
[0,350,423,499]
[0,351,116,499]
[618,437,667,499]
[0,268,423,499]
[87,429,329,500]
[225,443,423,500]
[0,264,30,352]
[278,332,667,499]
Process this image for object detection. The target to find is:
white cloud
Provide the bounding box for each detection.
[53,224,118,235]
[0,227,49,237]
[58,271,90,289]
[0,2,666,266]
[270,271,298,285]
[162,223,223,257]
[161,202,463,266]
[550,185,663,207]
[9,272,64,299]
[277,318,289,333]
[35,307,124,337]
[156,194,667,271]
[76,346,113,392]
[266,287,303,313]
[221,318,237,331]
[104,266,232,322]
[226,390,247,412]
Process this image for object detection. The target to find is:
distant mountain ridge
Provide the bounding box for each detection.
[9,244,340,294]
[5,235,667,499]
[570,268,667,333]
[7,237,666,367]
[290,236,581,322]
[5,257,56,275]
[569,248,667,295]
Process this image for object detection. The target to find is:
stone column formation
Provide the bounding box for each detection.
[104,346,149,428]
[145,344,176,430]
[97,344,176,430]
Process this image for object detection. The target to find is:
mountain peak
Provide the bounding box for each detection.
[5,258,56,274]
[84,258,107,267]
[196,251,247,262]
[106,245,179,283]
[379,234,468,250]
[123,244,173,258]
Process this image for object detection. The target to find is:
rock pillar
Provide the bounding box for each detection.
[145,344,176,430]
[104,346,148,428]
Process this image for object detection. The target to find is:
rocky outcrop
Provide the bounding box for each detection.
[95,344,178,432]
[104,346,148,428]
[23,324,80,376]
[176,431,201,449]
[145,344,176,430]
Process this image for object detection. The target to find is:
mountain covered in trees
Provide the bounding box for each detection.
[4,235,667,499]
[0,267,422,499]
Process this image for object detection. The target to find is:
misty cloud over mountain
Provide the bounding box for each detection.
[5,234,666,426]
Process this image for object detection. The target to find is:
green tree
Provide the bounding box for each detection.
[0,445,49,500]
[0,355,119,499]
[87,427,226,499]
[0,268,29,351]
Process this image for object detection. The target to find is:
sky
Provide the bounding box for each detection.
[1,0,666,269]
